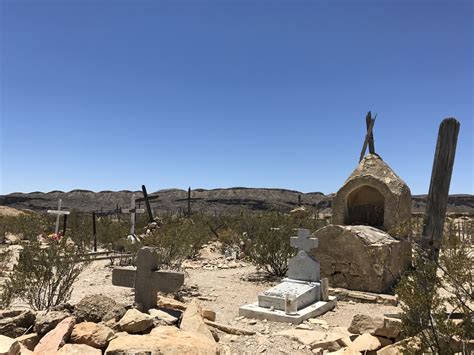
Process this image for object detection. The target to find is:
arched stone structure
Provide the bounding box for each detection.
[332,154,411,234]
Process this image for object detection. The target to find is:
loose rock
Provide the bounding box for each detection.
[34,311,69,336]
[180,299,215,342]
[70,322,114,349]
[33,316,75,355]
[57,343,102,354]
[0,335,20,355]
[117,309,153,334]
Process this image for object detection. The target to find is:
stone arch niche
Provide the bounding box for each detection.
[345,185,385,227]
[332,154,412,234]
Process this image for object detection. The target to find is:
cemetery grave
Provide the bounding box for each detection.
[0,117,471,354]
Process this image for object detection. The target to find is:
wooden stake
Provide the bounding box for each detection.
[142,185,154,223]
[421,118,460,261]
[187,187,192,217]
[92,212,97,252]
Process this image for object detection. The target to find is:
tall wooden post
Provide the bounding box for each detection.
[142,185,154,223]
[421,118,460,261]
[62,214,68,237]
[92,212,97,252]
[298,194,302,206]
[187,187,192,217]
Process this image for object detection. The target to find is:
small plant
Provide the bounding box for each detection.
[396,218,473,354]
[144,215,211,269]
[0,239,89,310]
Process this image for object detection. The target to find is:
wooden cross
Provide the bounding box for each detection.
[359,111,377,162]
[122,194,145,236]
[47,199,70,236]
[112,247,185,311]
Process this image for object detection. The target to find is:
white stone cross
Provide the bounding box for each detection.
[290,229,318,253]
[47,199,70,236]
[288,229,320,282]
[122,194,145,236]
[112,247,185,311]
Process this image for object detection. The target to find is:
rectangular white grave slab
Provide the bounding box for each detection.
[258,279,321,311]
[239,296,337,324]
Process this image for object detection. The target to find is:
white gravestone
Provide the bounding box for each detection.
[258,229,321,311]
[240,228,336,323]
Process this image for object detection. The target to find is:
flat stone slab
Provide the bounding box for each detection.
[239,296,337,324]
[258,280,320,311]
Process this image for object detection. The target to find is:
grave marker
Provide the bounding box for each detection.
[288,229,319,282]
[47,199,70,236]
[122,194,145,237]
[112,247,185,311]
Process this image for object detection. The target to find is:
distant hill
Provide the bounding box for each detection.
[0,188,472,215]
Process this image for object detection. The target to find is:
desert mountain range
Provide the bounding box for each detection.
[1,188,473,215]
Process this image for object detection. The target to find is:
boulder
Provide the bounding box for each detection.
[0,310,36,338]
[117,309,153,334]
[348,314,401,338]
[33,317,75,355]
[70,322,114,349]
[348,333,384,352]
[14,333,39,351]
[0,335,20,355]
[179,299,214,342]
[34,311,70,336]
[74,295,126,323]
[105,326,218,354]
[57,344,102,354]
[148,309,178,325]
[311,225,411,293]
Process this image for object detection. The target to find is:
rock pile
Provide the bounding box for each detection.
[0,294,219,354]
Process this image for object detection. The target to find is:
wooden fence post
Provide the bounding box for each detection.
[421,118,460,261]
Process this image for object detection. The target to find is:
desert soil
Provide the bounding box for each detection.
[66,256,400,354]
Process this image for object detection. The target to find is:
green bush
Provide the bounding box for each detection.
[143,215,211,268]
[0,239,90,310]
[224,212,326,277]
[0,214,49,241]
[396,219,473,353]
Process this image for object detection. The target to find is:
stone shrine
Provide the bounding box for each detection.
[311,154,412,293]
[239,229,336,324]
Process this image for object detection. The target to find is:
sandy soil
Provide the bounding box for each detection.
[68,259,400,354]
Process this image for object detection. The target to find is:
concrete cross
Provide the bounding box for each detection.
[290,229,318,254]
[47,199,70,236]
[112,247,185,311]
[122,194,145,236]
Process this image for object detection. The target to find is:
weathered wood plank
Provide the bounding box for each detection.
[421,118,460,261]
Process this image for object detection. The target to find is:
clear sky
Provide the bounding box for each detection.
[0,0,472,195]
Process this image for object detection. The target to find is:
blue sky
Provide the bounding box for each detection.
[0,0,472,195]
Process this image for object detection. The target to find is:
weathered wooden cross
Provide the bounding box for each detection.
[47,199,70,236]
[112,247,185,311]
[359,111,377,162]
[122,194,145,236]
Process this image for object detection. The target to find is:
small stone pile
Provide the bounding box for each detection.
[0,294,220,355]
[275,313,405,354]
